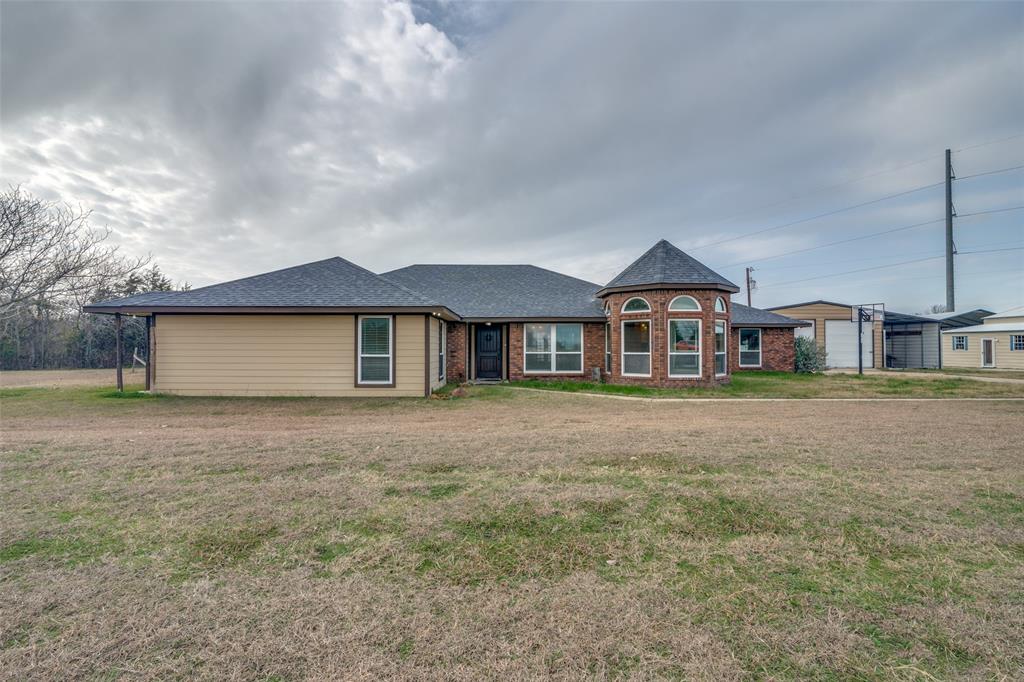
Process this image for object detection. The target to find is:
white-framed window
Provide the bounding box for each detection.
[715,321,727,375]
[622,319,651,376]
[438,320,446,381]
[715,297,727,313]
[668,319,700,378]
[952,335,968,351]
[668,295,701,311]
[605,322,612,373]
[739,328,761,367]
[622,297,651,313]
[524,323,583,374]
[1010,334,1024,351]
[358,315,393,385]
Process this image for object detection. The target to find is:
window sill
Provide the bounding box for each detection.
[523,371,585,376]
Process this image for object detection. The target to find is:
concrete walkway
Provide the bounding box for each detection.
[825,368,1024,385]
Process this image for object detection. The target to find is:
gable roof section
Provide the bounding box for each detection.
[985,305,1024,320]
[731,303,809,328]
[384,264,605,319]
[764,299,851,311]
[84,257,446,313]
[598,239,740,295]
[921,308,994,328]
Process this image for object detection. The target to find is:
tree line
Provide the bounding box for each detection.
[0,187,188,370]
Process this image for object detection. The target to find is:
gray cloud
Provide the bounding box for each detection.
[2,1,1021,311]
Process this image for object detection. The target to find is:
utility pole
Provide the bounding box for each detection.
[945,148,955,312]
[745,267,755,306]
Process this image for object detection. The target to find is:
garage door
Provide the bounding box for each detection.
[824,319,872,368]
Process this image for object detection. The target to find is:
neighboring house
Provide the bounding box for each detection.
[85,240,807,396]
[765,300,883,369]
[941,307,1024,371]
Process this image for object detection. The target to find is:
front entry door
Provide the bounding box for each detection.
[982,338,995,367]
[475,326,502,379]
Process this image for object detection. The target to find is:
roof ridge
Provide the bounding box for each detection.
[602,239,738,292]
[171,256,347,296]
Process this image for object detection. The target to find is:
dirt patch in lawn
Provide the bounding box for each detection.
[1,387,1022,679]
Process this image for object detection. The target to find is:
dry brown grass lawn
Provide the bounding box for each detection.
[1,383,1022,680]
[0,368,127,388]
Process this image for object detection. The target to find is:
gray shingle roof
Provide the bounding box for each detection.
[384,264,605,319]
[85,257,439,310]
[884,310,939,325]
[731,303,809,327]
[600,239,739,294]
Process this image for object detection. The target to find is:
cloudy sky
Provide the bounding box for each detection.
[2,1,1022,313]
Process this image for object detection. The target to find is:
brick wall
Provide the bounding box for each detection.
[729,326,795,372]
[445,321,468,383]
[508,322,606,382]
[603,289,731,387]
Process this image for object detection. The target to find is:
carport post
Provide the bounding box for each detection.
[115,313,124,392]
[857,307,863,375]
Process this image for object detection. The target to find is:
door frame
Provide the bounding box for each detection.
[981,337,996,368]
[473,323,504,380]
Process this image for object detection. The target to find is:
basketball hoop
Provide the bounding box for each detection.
[851,303,885,323]
[851,304,884,375]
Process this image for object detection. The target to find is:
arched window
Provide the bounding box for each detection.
[604,302,611,316]
[668,295,701,311]
[715,297,727,313]
[622,297,651,313]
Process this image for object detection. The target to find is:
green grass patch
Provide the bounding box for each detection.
[188,524,279,568]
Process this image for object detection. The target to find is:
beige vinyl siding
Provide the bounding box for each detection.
[155,314,426,396]
[770,302,884,369]
[942,331,1024,370]
[770,303,851,348]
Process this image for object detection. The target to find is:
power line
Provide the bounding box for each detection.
[685,133,1024,233]
[955,163,1024,181]
[759,247,1023,290]
[714,205,1024,269]
[688,181,945,252]
[954,132,1024,153]
[691,154,944,230]
[750,237,1024,272]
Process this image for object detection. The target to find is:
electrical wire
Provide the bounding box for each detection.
[955,164,1024,182]
[954,132,1024,153]
[758,247,1023,290]
[685,133,1023,233]
[713,206,1024,270]
[687,181,945,252]
[747,237,1024,272]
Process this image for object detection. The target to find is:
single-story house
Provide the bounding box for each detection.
[764,300,883,369]
[940,307,1024,371]
[84,240,808,396]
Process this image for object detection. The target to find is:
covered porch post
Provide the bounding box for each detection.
[115,312,123,392]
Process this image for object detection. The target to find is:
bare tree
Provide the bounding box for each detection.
[0,186,149,320]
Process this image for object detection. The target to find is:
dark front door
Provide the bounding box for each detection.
[475,325,502,379]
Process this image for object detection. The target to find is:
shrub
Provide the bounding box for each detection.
[794,336,827,373]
